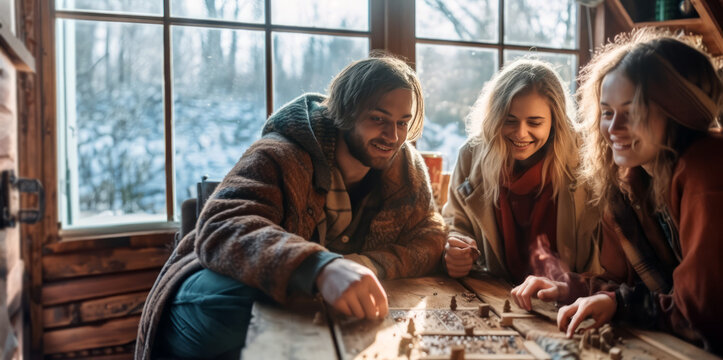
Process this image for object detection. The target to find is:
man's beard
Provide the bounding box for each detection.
[343,129,400,170]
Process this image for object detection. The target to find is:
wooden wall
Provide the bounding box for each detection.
[39,233,172,359]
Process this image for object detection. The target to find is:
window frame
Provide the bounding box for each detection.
[45,0,588,239]
[53,0,379,236]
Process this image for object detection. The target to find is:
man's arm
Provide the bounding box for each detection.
[193,137,329,304]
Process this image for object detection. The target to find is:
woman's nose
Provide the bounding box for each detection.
[608,112,628,133]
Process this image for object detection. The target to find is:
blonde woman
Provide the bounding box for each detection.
[511,29,723,354]
[442,59,600,285]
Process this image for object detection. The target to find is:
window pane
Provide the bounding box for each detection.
[416,44,498,171]
[504,50,577,91]
[504,0,577,49]
[272,33,368,109]
[272,0,368,31]
[56,0,162,15]
[172,26,266,216]
[171,0,264,23]
[56,20,165,226]
[416,0,497,42]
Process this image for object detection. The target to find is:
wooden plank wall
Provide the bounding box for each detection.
[39,233,172,359]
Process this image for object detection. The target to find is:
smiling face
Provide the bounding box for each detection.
[501,91,553,162]
[343,88,413,170]
[600,69,666,169]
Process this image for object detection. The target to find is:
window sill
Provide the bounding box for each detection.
[59,221,179,241]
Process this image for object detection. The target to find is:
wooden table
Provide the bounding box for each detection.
[242,275,719,360]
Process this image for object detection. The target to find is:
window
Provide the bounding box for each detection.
[54,0,582,230]
[55,0,370,228]
[415,0,579,170]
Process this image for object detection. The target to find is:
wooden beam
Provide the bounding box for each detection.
[369,0,385,51]
[43,291,147,329]
[691,0,723,55]
[384,0,415,66]
[42,232,173,255]
[42,246,170,280]
[42,269,158,306]
[42,315,140,354]
[606,0,634,29]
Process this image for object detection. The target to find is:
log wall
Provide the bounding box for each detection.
[39,233,172,359]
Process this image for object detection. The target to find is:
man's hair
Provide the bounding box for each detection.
[322,53,425,141]
[465,58,577,204]
[576,27,723,211]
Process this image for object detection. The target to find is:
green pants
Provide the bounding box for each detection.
[156,268,268,359]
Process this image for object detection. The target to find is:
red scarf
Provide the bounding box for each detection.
[495,160,557,283]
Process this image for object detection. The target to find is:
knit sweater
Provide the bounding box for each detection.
[135,93,447,359]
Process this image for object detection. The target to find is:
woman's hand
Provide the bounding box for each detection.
[444,236,480,278]
[557,293,616,337]
[511,275,569,311]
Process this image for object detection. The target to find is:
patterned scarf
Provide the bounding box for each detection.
[607,168,680,293]
[495,159,557,283]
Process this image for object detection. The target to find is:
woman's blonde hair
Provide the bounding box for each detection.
[466,58,577,204]
[576,28,723,211]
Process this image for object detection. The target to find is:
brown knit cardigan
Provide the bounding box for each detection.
[135,94,447,359]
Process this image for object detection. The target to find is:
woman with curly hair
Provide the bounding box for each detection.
[511,28,723,353]
[442,58,601,283]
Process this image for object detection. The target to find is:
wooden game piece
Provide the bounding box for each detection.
[407,318,416,335]
[398,334,413,358]
[609,347,622,360]
[450,345,465,360]
[499,315,513,327]
[503,299,511,313]
[312,311,324,325]
[580,329,591,350]
[464,324,474,336]
[477,303,490,317]
[600,325,614,347]
[450,295,458,311]
[591,333,600,348]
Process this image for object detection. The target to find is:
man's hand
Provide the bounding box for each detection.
[315,258,388,319]
[444,236,479,278]
[557,294,616,338]
[511,275,569,311]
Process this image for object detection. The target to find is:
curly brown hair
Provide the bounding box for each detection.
[576,27,723,211]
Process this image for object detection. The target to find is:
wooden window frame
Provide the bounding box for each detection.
[38,0,588,241]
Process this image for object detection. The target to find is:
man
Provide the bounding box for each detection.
[135,55,446,359]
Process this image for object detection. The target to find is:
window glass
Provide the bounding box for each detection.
[171,0,264,23]
[56,19,165,226]
[504,50,578,91]
[504,0,578,49]
[416,0,498,42]
[271,0,368,31]
[272,33,368,109]
[416,44,498,171]
[56,0,162,15]
[172,26,266,216]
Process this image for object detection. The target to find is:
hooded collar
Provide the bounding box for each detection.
[262,93,337,192]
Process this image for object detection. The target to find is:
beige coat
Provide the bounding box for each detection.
[442,141,601,281]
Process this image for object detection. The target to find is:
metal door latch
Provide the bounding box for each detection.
[1,170,45,229]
